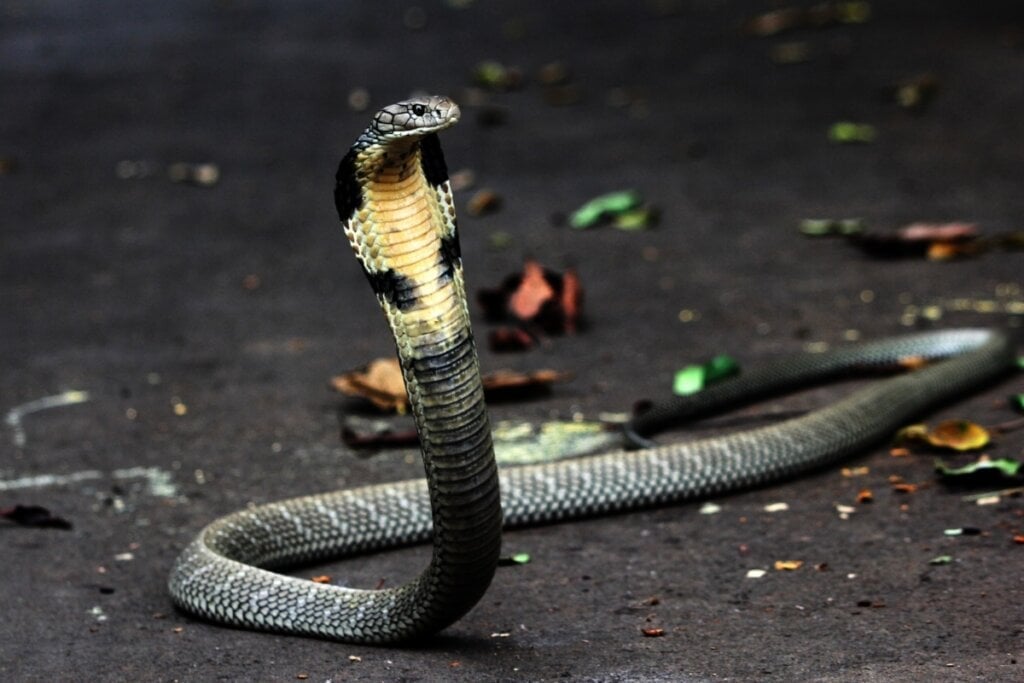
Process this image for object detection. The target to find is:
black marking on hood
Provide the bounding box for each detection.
[439,230,462,282]
[419,133,450,188]
[334,148,363,221]
[366,268,419,312]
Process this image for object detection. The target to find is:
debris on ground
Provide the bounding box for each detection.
[672,354,740,396]
[332,358,409,413]
[167,162,220,187]
[467,188,502,216]
[799,217,864,237]
[897,420,990,452]
[0,504,73,530]
[498,553,532,566]
[333,360,572,414]
[828,121,877,144]
[478,260,583,350]
[882,74,940,113]
[742,1,871,37]
[855,222,978,260]
[569,190,658,230]
[936,455,1021,480]
[774,560,803,571]
[491,419,616,465]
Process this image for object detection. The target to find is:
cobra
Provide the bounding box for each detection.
[168,94,1015,643]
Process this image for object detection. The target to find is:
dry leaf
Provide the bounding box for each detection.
[926,420,990,451]
[333,360,571,413]
[478,260,584,341]
[774,560,804,571]
[897,420,990,452]
[331,358,408,413]
[483,369,572,401]
[0,504,73,530]
[852,222,979,260]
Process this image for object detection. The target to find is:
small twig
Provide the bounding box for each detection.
[960,486,1024,502]
[990,416,1024,434]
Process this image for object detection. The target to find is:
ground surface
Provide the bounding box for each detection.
[2,1,1023,681]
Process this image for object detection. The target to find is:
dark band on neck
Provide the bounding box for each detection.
[419,133,449,188]
[334,148,363,221]
[365,268,419,312]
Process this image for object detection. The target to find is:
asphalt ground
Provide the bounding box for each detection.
[2,1,1023,680]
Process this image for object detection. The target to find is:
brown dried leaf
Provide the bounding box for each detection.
[478,260,584,337]
[483,369,572,401]
[851,222,979,260]
[331,358,408,413]
[509,260,555,320]
[333,361,571,414]
[487,327,534,352]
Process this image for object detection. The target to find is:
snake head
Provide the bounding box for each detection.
[370,95,461,141]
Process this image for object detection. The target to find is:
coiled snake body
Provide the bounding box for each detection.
[168,95,1015,643]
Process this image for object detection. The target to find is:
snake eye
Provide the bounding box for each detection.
[411,104,427,116]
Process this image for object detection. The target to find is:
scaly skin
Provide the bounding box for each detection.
[168,95,1016,644]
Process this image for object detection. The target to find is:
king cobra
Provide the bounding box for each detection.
[168,95,1015,643]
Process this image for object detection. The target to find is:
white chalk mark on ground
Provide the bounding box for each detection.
[5,390,91,447]
[0,466,179,498]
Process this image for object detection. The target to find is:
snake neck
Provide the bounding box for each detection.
[336,130,502,630]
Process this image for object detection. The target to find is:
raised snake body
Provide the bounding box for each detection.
[168,95,1016,643]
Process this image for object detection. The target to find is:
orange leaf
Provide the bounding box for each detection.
[509,260,555,320]
[774,560,804,571]
[926,419,990,451]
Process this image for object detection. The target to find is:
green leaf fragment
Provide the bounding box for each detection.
[498,552,532,566]
[570,190,643,229]
[1011,393,1024,412]
[1016,356,1024,370]
[935,457,1022,478]
[673,354,740,396]
[828,121,877,144]
[612,207,655,230]
[474,60,509,88]
[799,218,864,236]
[928,555,953,565]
